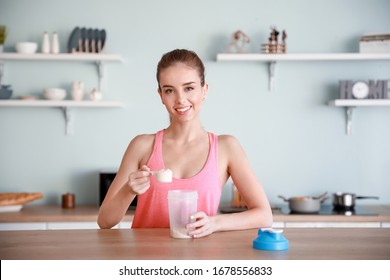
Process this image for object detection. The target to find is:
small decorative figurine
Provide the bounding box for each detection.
[282,30,287,44]
[261,26,287,54]
[225,30,250,53]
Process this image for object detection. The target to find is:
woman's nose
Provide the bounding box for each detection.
[175,90,186,102]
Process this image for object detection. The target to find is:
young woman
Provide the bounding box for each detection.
[98,49,272,238]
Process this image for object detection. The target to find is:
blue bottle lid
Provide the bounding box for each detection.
[253,228,289,251]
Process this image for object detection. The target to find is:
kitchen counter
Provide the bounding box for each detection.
[272,204,390,223]
[1,204,389,223]
[0,204,133,223]
[1,228,389,260]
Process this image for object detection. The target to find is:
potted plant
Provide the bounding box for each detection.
[0,26,7,52]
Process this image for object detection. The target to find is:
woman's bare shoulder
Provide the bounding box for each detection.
[121,133,156,167]
[128,134,156,151]
[217,134,241,149]
[217,134,246,159]
[130,133,156,147]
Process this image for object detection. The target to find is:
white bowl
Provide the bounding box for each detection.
[15,42,38,54]
[44,88,66,100]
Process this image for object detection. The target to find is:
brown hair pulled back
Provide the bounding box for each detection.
[156,49,205,89]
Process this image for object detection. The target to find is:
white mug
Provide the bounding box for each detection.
[71,81,84,101]
[72,81,84,91]
[71,89,84,101]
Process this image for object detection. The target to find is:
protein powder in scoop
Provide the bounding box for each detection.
[150,169,173,182]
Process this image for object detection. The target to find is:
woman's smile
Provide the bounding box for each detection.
[175,105,192,114]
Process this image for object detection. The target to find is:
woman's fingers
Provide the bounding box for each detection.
[186,212,214,238]
[127,169,151,195]
[140,165,151,172]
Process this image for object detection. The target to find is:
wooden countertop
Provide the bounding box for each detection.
[1,204,389,223]
[1,228,389,260]
[0,205,134,223]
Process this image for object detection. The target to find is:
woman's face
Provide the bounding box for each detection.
[158,62,208,123]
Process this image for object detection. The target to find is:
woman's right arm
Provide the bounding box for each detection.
[97,134,154,229]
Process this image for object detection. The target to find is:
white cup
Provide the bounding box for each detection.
[71,81,84,101]
[167,190,198,238]
[71,89,84,101]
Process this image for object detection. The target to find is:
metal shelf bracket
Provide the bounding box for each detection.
[96,61,104,92]
[346,107,355,135]
[269,61,276,92]
[0,61,5,85]
[62,107,73,135]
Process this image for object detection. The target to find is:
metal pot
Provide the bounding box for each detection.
[332,192,379,209]
[278,192,328,213]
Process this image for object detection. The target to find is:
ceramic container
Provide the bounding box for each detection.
[15,42,38,54]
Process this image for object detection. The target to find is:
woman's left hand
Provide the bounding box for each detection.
[186,211,216,238]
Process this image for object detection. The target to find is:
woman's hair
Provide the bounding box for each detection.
[156,49,205,89]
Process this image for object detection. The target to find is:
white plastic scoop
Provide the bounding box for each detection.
[150,169,173,183]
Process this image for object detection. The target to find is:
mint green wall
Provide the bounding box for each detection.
[0,0,389,206]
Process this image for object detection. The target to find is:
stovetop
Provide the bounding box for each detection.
[279,204,378,216]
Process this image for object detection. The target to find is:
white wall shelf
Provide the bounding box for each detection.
[328,99,390,107]
[0,52,125,135]
[0,100,124,107]
[217,53,390,61]
[0,100,125,135]
[0,52,124,92]
[0,52,124,62]
[216,53,390,91]
[328,99,390,135]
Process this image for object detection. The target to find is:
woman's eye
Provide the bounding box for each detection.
[164,89,173,94]
[185,87,194,92]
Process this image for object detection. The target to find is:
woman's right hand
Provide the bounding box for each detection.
[127,165,151,195]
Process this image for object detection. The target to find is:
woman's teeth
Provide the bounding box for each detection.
[176,106,191,113]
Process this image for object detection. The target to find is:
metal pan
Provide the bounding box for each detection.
[332,192,379,209]
[278,192,328,213]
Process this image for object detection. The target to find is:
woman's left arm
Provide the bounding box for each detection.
[187,135,273,238]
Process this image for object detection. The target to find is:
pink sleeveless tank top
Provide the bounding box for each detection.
[131,130,222,228]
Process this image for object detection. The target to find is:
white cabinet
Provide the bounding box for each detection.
[0,53,125,134]
[284,222,381,228]
[272,221,382,228]
[271,221,285,228]
[47,221,101,230]
[0,222,47,231]
[0,220,384,230]
[381,222,390,228]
